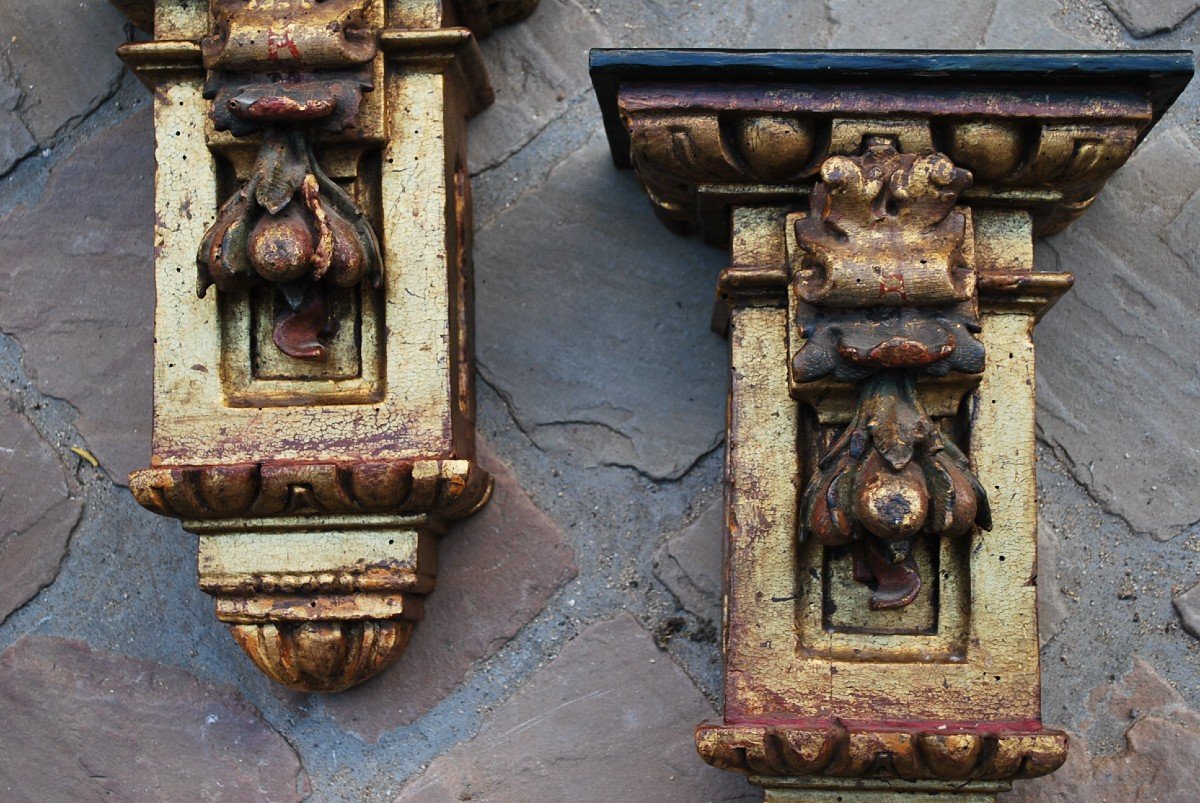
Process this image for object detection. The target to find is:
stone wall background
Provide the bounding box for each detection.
[0,1,1198,800]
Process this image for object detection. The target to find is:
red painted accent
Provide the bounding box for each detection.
[243,96,336,122]
[878,268,908,300]
[267,27,302,62]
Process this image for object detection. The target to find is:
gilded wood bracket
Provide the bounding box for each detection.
[111,0,539,692]
[592,50,1192,801]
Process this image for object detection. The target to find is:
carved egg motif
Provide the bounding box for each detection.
[943,120,1025,183]
[733,115,816,181]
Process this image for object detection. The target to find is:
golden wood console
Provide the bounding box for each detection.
[592,50,1192,801]
[111,0,538,692]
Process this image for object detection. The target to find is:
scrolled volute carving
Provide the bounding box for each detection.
[197,0,382,361]
[203,0,378,74]
[793,139,974,308]
[793,138,990,610]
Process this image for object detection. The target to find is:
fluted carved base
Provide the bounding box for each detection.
[697,723,1067,782]
[181,513,435,692]
[230,620,412,693]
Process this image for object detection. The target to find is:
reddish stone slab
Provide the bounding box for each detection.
[0,111,154,483]
[1005,658,1200,801]
[1173,580,1200,640]
[0,637,308,801]
[0,404,81,622]
[654,500,723,625]
[325,438,577,740]
[397,614,758,802]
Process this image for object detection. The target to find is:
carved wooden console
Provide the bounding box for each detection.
[111,0,538,692]
[592,50,1192,801]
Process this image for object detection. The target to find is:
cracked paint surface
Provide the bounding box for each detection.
[0,0,1198,800]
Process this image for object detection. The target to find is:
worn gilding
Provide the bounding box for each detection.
[592,48,1191,801]
[112,0,536,691]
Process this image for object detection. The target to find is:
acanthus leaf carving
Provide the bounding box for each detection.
[197,128,382,360]
[799,371,991,609]
[197,0,381,362]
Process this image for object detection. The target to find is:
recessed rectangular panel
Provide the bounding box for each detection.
[823,540,938,635]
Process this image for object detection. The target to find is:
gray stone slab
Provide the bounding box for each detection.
[473,0,611,174]
[830,0,1103,49]
[473,0,826,180]
[1035,124,1200,541]
[0,636,308,801]
[0,60,36,177]
[829,0,995,47]
[0,1,129,145]
[0,111,154,484]
[396,614,758,802]
[983,0,1109,47]
[474,133,727,480]
[1035,448,1200,755]
[1104,0,1200,37]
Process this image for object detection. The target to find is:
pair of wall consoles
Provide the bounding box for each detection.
[110,1,1191,800]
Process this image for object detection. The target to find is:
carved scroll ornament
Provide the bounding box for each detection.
[197,0,382,361]
[793,140,991,610]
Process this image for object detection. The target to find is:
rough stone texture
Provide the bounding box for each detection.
[0,1,130,146]
[1036,513,1070,648]
[397,615,758,802]
[2,1,1199,801]
[475,134,728,480]
[473,0,838,178]
[830,0,1096,49]
[1035,448,1200,751]
[0,403,81,623]
[0,59,37,177]
[1104,0,1200,37]
[1005,658,1200,802]
[829,0,994,47]
[1174,581,1200,640]
[473,0,610,173]
[0,637,308,801]
[0,111,154,484]
[654,500,724,626]
[325,438,577,740]
[1036,126,1200,541]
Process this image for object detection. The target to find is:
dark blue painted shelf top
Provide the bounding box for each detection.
[590,49,1194,165]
